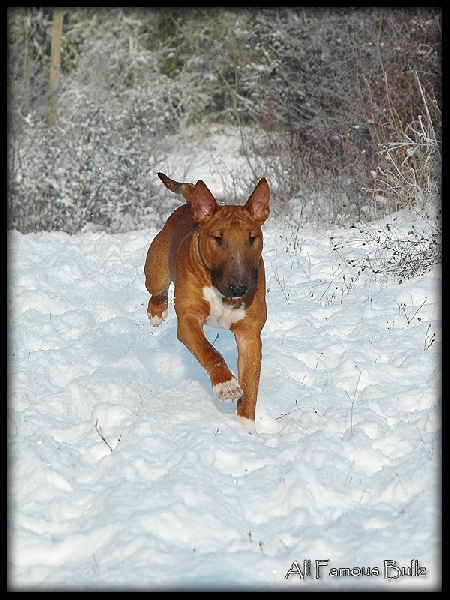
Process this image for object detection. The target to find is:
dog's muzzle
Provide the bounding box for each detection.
[228,283,249,298]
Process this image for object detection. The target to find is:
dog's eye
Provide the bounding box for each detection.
[213,235,223,246]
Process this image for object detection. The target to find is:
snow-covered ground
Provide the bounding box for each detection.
[8,160,441,590]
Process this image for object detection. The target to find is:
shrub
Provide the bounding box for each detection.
[8,94,175,234]
[7,7,441,234]
[234,8,441,224]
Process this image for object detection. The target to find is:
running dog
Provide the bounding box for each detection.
[144,173,270,432]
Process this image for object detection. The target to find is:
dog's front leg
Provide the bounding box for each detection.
[232,326,262,433]
[177,313,243,402]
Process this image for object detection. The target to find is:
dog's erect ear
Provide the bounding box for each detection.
[190,180,219,223]
[244,177,270,224]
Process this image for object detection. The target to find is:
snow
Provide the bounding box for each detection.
[8,150,441,590]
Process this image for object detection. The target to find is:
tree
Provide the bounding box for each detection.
[48,7,64,126]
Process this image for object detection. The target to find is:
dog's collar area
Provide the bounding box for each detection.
[197,231,211,275]
[203,286,247,329]
[222,296,246,308]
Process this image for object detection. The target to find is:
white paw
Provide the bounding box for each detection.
[148,309,167,327]
[236,414,256,433]
[213,377,243,402]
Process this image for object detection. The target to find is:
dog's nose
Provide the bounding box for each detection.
[229,283,248,298]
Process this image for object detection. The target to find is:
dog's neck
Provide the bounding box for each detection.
[197,231,211,275]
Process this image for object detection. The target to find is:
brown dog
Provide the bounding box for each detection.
[144,173,270,432]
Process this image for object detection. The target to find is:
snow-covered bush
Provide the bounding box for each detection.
[363,76,441,222]
[233,8,441,223]
[331,219,441,283]
[8,93,176,234]
[7,7,441,236]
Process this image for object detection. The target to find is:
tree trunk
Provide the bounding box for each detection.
[48,8,64,126]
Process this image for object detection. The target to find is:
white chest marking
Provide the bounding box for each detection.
[203,286,246,330]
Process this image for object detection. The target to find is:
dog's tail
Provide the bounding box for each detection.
[157,172,195,203]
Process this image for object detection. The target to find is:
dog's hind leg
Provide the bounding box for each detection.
[144,230,170,326]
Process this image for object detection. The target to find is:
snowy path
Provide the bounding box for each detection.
[7,220,441,589]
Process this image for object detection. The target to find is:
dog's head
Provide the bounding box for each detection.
[190,178,270,299]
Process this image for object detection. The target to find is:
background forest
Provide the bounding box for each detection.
[7,7,441,234]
